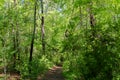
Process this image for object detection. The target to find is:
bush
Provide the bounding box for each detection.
[16,55,53,79]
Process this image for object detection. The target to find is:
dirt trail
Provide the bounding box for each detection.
[38,66,65,80]
[0,66,65,80]
[0,73,20,80]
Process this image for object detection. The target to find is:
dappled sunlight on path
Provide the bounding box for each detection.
[38,66,65,80]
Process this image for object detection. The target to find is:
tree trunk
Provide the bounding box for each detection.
[89,2,95,37]
[40,0,45,54]
[13,0,19,68]
[29,0,37,73]
[14,0,20,60]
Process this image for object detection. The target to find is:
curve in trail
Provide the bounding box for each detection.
[38,66,65,80]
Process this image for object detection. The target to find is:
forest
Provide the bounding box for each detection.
[0,0,120,80]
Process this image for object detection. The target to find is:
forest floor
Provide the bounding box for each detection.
[0,66,65,80]
[0,72,20,80]
[38,66,65,80]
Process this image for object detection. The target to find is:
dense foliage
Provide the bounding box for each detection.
[0,0,120,80]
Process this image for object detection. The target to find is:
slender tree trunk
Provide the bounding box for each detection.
[13,0,18,68]
[16,22,20,60]
[29,0,37,73]
[14,0,20,60]
[89,3,96,51]
[89,2,99,78]
[13,31,16,68]
[89,3,95,26]
[40,0,45,54]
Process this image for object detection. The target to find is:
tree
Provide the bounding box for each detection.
[29,0,37,73]
[40,0,45,54]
